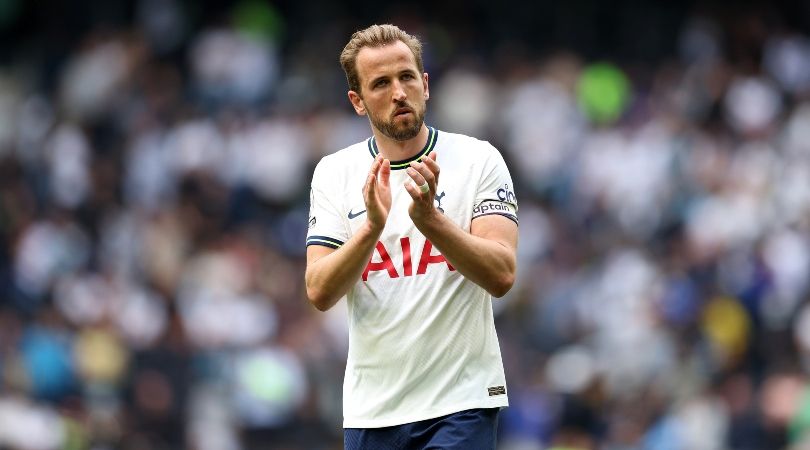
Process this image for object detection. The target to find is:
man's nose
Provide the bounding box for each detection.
[392,81,407,101]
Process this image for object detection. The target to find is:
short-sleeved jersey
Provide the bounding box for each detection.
[307,127,517,428]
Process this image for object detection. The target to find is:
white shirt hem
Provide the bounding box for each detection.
[343,398,509,429]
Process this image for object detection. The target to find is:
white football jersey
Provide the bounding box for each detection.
[307,127,517,428]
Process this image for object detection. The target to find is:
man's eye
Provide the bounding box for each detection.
[374,80,388,88]
[402,74,414,80]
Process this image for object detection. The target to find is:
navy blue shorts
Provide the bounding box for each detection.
[344,408,500,450]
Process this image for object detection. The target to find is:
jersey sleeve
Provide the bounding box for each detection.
[306,158,348,249]
[471,144,518,225]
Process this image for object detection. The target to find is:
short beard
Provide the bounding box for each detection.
[366,102,425,142]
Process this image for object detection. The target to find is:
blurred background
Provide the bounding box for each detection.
[1,0,810,449]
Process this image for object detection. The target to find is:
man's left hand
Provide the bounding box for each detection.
[404,151,441,224]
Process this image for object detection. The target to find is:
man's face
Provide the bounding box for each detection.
[349,40,429,141]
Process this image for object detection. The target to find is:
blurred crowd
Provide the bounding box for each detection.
[1,0,810,449]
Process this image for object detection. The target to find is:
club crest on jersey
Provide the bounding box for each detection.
[434,191,446,213]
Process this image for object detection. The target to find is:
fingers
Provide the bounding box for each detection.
[370,154,382,177]
[403,179,431,203]
[422,152,440,176]
[403,176,434,218]
[406,167,428,189]
[378,158,390,188]
[364,156,392,205]
[367,155,382,182]
[408,164,433,189]
[407,153,439,195]
[364,155,383,201]
[403,180,420,200]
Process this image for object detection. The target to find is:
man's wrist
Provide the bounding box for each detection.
[359,219,385,239]
[411,207,443,231]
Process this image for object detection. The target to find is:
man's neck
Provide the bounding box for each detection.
[372,124,430,161]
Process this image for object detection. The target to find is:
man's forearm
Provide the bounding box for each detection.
[305,222,383,311]
[413,211,516,298]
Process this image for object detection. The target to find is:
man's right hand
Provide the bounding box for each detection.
[305,155,391,311]
[364,155,391,231]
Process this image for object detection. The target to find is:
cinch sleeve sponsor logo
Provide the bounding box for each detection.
[496,184,516,203]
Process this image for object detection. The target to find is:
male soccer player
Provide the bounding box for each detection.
[305,24,518,449]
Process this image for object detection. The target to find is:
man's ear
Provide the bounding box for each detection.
[348,90,366,116]
[423,73,429,100]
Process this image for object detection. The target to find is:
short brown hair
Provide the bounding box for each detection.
[340,24,424,95]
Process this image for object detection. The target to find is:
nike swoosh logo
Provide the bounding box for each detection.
[347,209,367,219]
